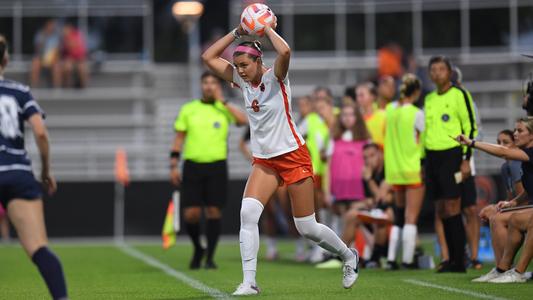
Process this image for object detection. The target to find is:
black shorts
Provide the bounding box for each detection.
[181,160,228,208]
[425,147,462,201]
[461,175,477,209]
[0,170,42,208]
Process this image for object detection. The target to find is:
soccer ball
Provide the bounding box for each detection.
[240,3,275,36]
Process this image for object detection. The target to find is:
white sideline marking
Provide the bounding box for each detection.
[118,244,232,299]
[403,279,509,300]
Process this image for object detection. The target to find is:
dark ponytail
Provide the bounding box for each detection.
[0,35,7,63]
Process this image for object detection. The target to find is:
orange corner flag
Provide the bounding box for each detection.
[114,148,130,186]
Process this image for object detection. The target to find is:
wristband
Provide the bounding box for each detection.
[170,151,181,159]
[470,140,476,148]
[232,28,241,40]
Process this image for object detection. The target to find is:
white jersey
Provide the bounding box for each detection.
[233,67,305,159]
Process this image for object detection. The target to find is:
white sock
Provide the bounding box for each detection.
[363,244,372,261]
[239,198,264,286]
[265,236,277,253]
[294,213,354,262]
[387,225,401,262]
[402,224,417,264]
[295,237,306,255]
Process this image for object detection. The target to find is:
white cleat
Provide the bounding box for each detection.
[472,268,501,282]
[342,248,360,289]
[232,283,260,296]
[488,269,527,283]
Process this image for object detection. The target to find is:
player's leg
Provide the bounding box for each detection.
[497,210,532,271]
[387,189,405,268]
[76,60,89,88]
[515,213,533,274]
[402,185,424,266]
[7,199,68,300]
[489,210,532,283]
[288,177,359,288]
[233,164,279,294]
[489,212,511,265]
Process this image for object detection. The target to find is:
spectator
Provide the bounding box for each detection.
[62,23,89,88]
[473,129,526,282]
[377,43,403,79]
[316,103,370,268]
[424,56,477,273]
[356,82,386,148]
[456,118,533,283]
[31,19,62,88]
[383,73,425,269]
[377,76,396,109]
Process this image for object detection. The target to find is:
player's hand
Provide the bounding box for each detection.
[496,200,513,211]
[479,204,497,222]
[455,134,471,146]
[236,24,247,36]
[270,15,278,30]
[460,160,471,179]
[170,168,181,187]
[41,171,57,195]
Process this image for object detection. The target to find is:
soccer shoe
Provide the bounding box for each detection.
[472,268,501,282]
[189,248,205,270]
[525,271,533,280]
[385,261,399,270]
[316,258,343,269]
[342,248,360,289]
[488,269,528,283]
[232,283,260,296]
[204,260,217,270]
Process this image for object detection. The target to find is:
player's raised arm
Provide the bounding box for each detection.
[201,27,245,83]
[264,20,290,81]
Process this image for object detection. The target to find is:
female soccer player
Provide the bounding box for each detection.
[0,35,67,299]
[457,120,533,283]
[202,22,359,295]
[384,73,425,269]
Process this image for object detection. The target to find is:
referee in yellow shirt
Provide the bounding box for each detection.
[170,71,247,269]
[424,56,477,273]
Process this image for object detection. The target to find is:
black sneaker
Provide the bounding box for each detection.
[401,262,419,270]
[205,260,218,270]
[437,261,466,273]
[189,248,205,270]
[385,261,399,270]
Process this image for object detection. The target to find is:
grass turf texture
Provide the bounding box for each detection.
[1,240,531,299]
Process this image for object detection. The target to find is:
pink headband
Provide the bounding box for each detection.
[234,45,262,57]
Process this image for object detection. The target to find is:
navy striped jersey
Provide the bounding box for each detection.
[0,78,45,172]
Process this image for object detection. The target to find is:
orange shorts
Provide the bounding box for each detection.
[252,146,314,186]
[392,183,424,192]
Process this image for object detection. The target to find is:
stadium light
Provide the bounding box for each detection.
[172,0,204,99]
[172,1,204,32]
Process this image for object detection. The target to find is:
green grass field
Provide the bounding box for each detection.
[1,239,531,299]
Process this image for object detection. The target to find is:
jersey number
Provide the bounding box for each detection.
[0,95,22,139]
